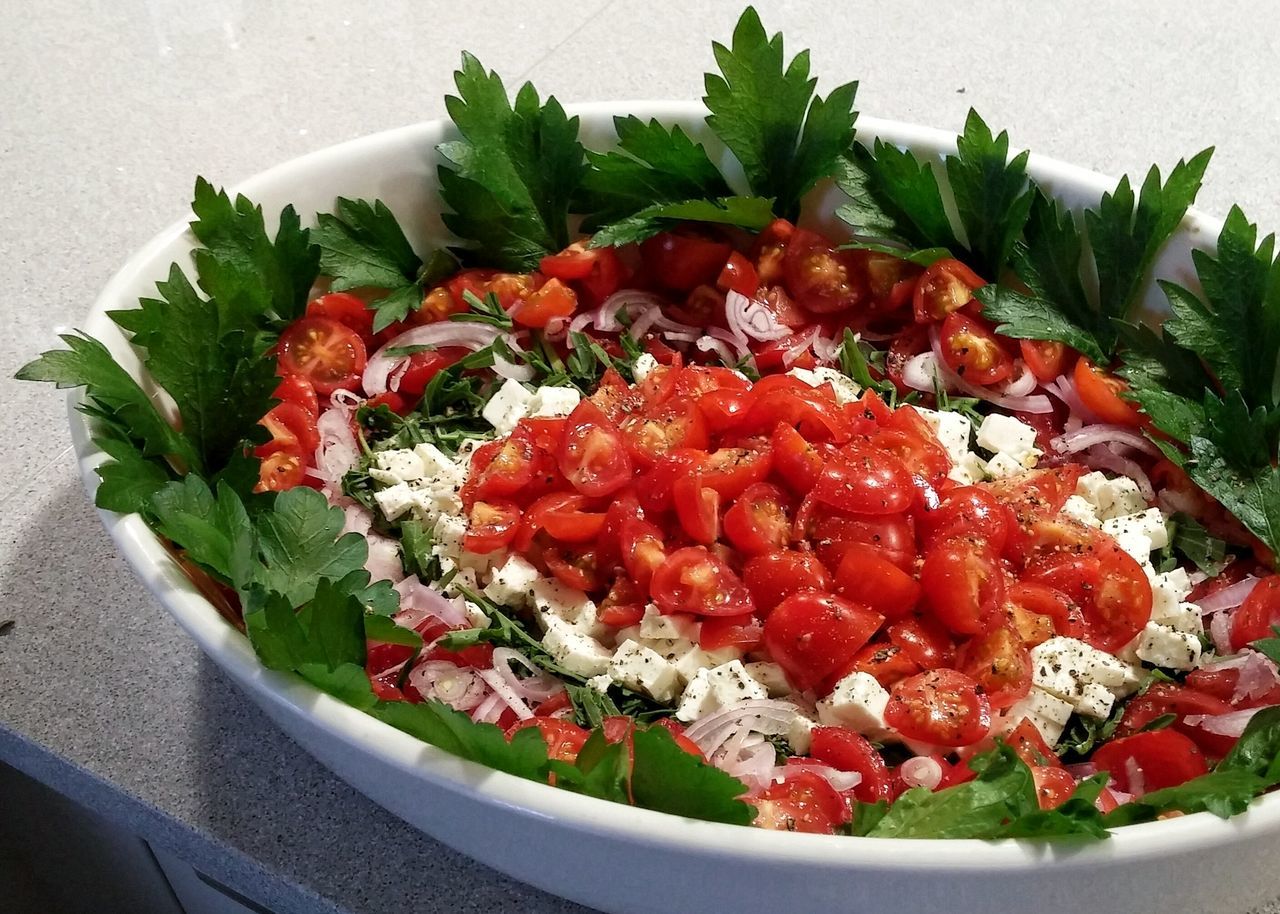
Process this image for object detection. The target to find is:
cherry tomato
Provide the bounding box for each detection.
[256,445,308,492]
[919,537,1007,635]
[522,492,606,544]
[1004,581,1085,643]
[640,230,732,292]
[650,546,755,617]
[673,471,721,545]
[364,391,409,415]
[598,578,647,628]
[272,373,319,417]
[750,770,849,834]
[541,244,624,305]
[805,510,916,573]
[395,346,467,400]
[871,408,951,487]
[506,717,590,765]
[782,228,868,314]
[717,250,759,297]
[723,483,792,555]
[463,500,522,554]
[636,449,706,514]
[955,625,1032,710]
[884,669,991,747]
[1006,719,1060,769]
[1019,339,1070,383]
[468,431,536,501]
[1114,683,1237,758]
[1091,729,1208,794]
[753,218,795,285]
[939,312,1014,386]
[621,399,709,467]
[544,546,604,593]
[764,591,884,691]
[258,400,320,458]
[811,447,915,515]
[700,614,764,652]
[597,489,644,566]
[809,727,892,803]
[650,718,705,758]
[887,616,955,669]
[697,388,752,434]
[739,388,852,443]
[412,285,469,326]
[1031,765,1078,810]
[849,641,921,687]
[919,486,1011,552]
[1229,576,1280,651]
[913,258,983,323]
[700,445,773,500]
[539,244,608,280]
[1073,358,1144,427]
[277,317,367,394]
[835,544,921,620]
[307,292,374,341]
[883,325,932,393]
[770,422,830,495]
[514,277,577,328]
[743,549,832,614]
[1026,540,1152,652]
[558,399,632,497]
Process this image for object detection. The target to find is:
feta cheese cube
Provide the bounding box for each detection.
[914,407,973,466]
[463,601,490,629]
[1112,530,1154,564]
[672,645,719,684]
[527,385,582,418]
[676,672,716,722]
[431,513,468,556]
[542,616,612,677]
[1109,662,1146,699]
[532,577,594,626]
[787,714,815,754]
[609,640,681,702]
[414,443,464,482]
[1076,681,1116,720]
[1003,687,1075,746]
[947,452,988,485]
[1031,636,1132,710]
[483,555,541,607]
[788,366,861,405]
[1135,622,1202,670]
[815,671,891,735]
[744,661,792,697]
[374,448,426,482]
[1102,508,1169,550]
[1153,601,1204,636]
[984,452,1026,479]
[632,352,659,382]
[587,673,613,693]
[639,605,699,641]
[1061,495,1102,528]
[976,413,1038,459]
[1075,471,1114,512]
[1099,477,1148,520]
[372,482,416,521]
[1150,568,1194,620]
[705,660,769,707]
[481,378,534,435]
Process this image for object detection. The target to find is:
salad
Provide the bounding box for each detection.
[22,7,1280,839]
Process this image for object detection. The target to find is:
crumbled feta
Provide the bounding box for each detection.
[638,605,699,641]
[542,616,612,677]
[463,601,490,629]
[1153,601,1204,636]
[788,366,861,405]
[914,407,973,466]
[632,352,659,382]
[374,448,426,483]
[372,482,416,521]
[947,452,988,485]
[676,672,716,722]
[1098,477,1148,520]
[608,640,681,702]
[483,555,541,607]
[414,443,465,483]
[983,452,1026,479]
[587,674,613,693]
[1101,508,1169,550]
[787,714,815,754]
[976,413,1039,462]
[1112,529,1155,564]
[1076,681,1116,720]
[527,385,582,418]
[744,661,792,697]
[1075,471,1114,512]
[532,577,594,626]
[1060,495,1102,528]
[1030,636,1133,713]
[1003,687,1075,746]
[815,671,891,735]
[675,661,768,721]
[1135,622,1202,670]
[481,378,534,435]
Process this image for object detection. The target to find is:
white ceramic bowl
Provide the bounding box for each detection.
[68,103,1280,914]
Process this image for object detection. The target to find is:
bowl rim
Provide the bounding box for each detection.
[69,99,1273,870]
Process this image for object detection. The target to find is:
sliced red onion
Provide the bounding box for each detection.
[773,761,864,793]
[999,361,1038,397]
[341,503,374,538]
[492,345,535,382]
[661,329,703,344]
[718,737,778,791]
[696,335,741,366]
[928,326,1053,413]
[1044,374,1103,425]
[1082,444,1154,501]
[707,325,752,357]
[725,290,791,343]
[313,407,361,488]
[409,661,487,711]
[566,312,596,339]
[1157,488,1200,517]
[1123,756,1147,796]
[476,669,536,721]
[1052,425,1160,457]
[1198,576,1260,614]
[1183,707,1274,738]
[394,576,470,627]
[899,756,944,790]
[901,352,943,393]
[628,306,701,342]
[491,647,565,703]
[1065,762,1098,779]
[543,316,570,340]
[683,699,806,755]
[1109,788,1135,805]
[1210,610,1235,655]
[472,691,507,723]
[781,326,822,367]
[365,532,406,584]
[599,289,667,333]
[811,333,841,363]
[1233,652,1280,703]
[363,322,502,396]
[392,605,438,635]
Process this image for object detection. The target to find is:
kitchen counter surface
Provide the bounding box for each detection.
[5,1,1280,911]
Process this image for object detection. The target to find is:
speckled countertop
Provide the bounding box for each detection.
[5,2,1280,912]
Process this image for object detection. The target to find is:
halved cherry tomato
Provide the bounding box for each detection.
[598,578,647,628]
[700,614,764,652]
[1025,540,1151,652]
[919,486,1011,552]
[540,244,608,281]
[835,544,921,620]
[887,616,955,669]
[750,769,849,834]
[558,399,632,496]
[883,325,932,393]
[364,391,409,415]
[256,445,308,492]
[871,409,951,486]
[955,625,1032,710]
[811,447,914,515]
[697,388,752,434]
[522,492,606,544]
[468,430,536,501]
[1073,358,1143,427]
[700,445,773,500]
[809,727,892,803]
[1031,766,1077,810]
[544,547,604,592]
[620,518,669,590]
[1116,682,1237,758]
[640,230,733,292]
[412,285,470,325]
[1092,729,1208,794]
[764,591,884,691]
[913,258,983,323]
[717,250,759,297]
[463,500,521,554]
[277,317,367,394]
[673,471,721,545]
[753,218,795,285]
[771,423,830,495]
[884,669,991,747]
[1006,719,1060,769]
[1019,339,1070,383]
[597,489,644,566]
[782,228,868,314]
[1004,581,1084,643]
[1229,576,1280,651]
[620,399,709,466]
[743,549,832,614]
[258,400,320,458]
[650,546,755,617]
[849,641,921,687]
[739,388,852,443]
[272,373,319,417]
[506,717,590,765]
[804,509,916,573]
[938,312,1014,386]
[514,277,577,328]
[308,292,374,341]
[723,483,792,555]
[396,346,468,399]
[919,537,1007,635]
[636,448,706,514]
